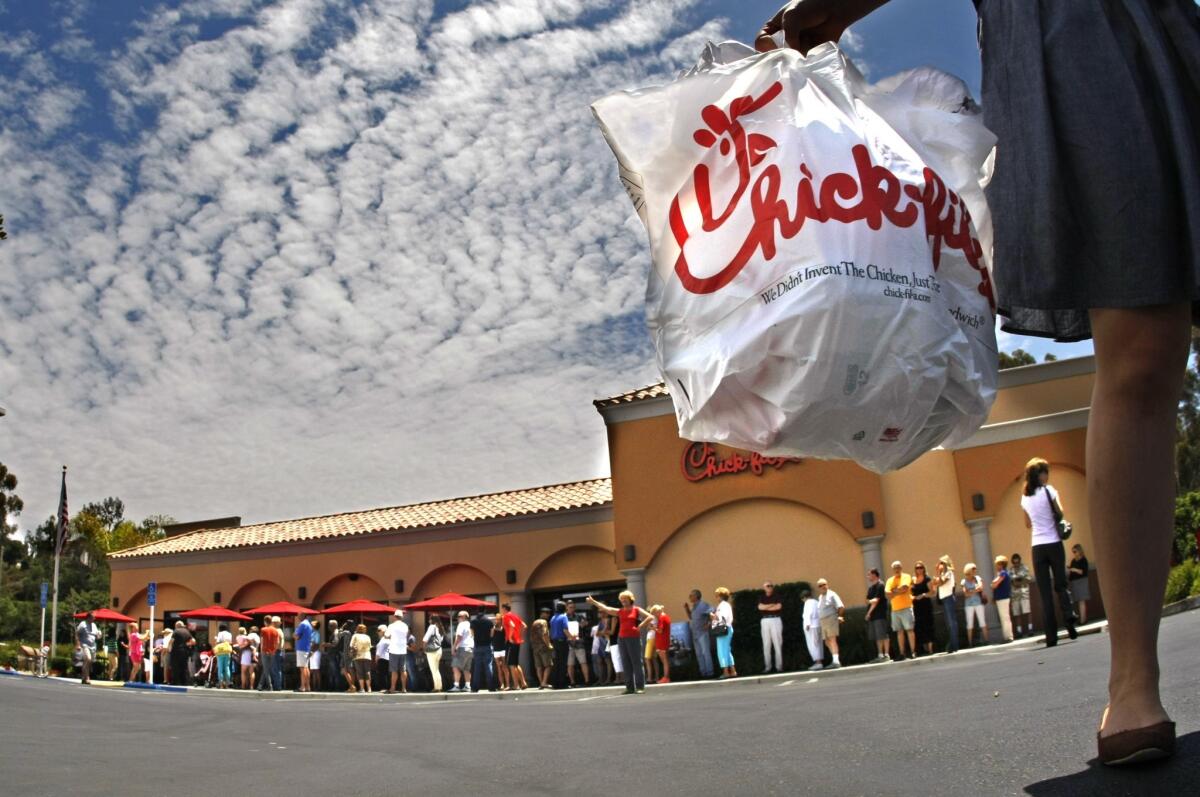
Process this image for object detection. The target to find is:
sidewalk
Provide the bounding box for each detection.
[6,617,1119,701]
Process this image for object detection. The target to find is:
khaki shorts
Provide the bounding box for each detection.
[890,607,915,632]
[819,616,840,640]
[1011,596,1031,615]
[533,646,553,669]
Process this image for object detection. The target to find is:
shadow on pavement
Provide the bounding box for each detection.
[1024,730,1199,796]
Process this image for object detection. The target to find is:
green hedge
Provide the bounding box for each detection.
[1165,561,1200,604]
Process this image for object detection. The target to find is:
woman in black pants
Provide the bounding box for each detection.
[587,593,653,695]
[1019,459,1077,647]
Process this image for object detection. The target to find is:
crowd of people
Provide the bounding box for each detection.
[73,459,1091,694]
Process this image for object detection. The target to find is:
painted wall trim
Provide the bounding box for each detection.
[997,354,1095,388]
[596,395,674,425]
[947,407,1090,451]
[109,505,613,571]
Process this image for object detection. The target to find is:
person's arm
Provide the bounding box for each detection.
[755,0,892,55]
[991,573,1005,590]
[586,596,619,616]
[638,615,655,631]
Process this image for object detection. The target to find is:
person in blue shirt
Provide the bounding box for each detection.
[992,556,1014,643]
[294,612,314,692]
[549,601,570,690]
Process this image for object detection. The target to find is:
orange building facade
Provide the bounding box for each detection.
[110,355,1098,652]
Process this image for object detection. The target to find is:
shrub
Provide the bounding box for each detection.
[1191,570,1200,600]
[1164,561,1198,604]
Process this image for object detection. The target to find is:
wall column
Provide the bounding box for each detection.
[620,568,647,608]
[856,535,885,581]
[966,517,1002,636]
[507,591,534,678]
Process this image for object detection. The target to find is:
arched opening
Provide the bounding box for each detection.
[408,564,500,603]
[228,580,290,613]
[526,545,621,591]
[644,498,862,608]
[311,573,389,610]
[122,582,206,635]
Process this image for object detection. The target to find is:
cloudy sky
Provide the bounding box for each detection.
[1,0,1092,533]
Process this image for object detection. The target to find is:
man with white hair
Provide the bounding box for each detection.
[386,609,409,694]
[450,610,473,692]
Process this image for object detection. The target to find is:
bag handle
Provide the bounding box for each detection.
[1044,487,1063,522]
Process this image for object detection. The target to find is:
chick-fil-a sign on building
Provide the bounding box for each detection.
[681,442,802,483]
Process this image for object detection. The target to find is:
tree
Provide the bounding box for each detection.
[1174,492,1200,564]
[0,463,24,586]
[80,497,124,531]
[998,349,1036,369]
[1043,353,1058,362]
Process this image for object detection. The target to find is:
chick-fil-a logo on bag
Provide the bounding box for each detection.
[667,81,995,310]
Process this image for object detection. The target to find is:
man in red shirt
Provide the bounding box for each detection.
[651,605,672,684]
[502,603,528,690]
[258,618,282,692]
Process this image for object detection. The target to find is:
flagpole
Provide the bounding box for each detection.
[49,465,66,667]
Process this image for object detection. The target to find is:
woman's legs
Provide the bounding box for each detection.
[1077,598,1088,625]
[427,649,443,692]
[656,649,670,682]
[1088,304,1190,737]
[618,637,638,692]
[942,595,959,652]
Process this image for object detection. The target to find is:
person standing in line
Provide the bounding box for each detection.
[885,561,916,660]
[758,581,784,674]
[992,555,1015,642]
[338,620,357,691]
[643,610,658,684]
[349,624,373,693]
[1068,544,1092,625]
[257,617,281,691]
[910,562,936,656]
[530,607,553,689]
[1010,553,1034,639]
[1021,459,1079,647]
[549,601,570,689]
[865,568,890,662]
[308,620,322,691]
[587,592,653,694]
[374,624,390,692]
[933,556,959,654]
[961,564,989,647]
[386,610,409,694]
[591,616,611,685]
[423,615,445,692]
[711,587,737,679]
[293,612,313,693]
[501,603,528,690]
[168,621,195,687]
[607,614,625,683]
[684,589,714,678]
[75,611,99,684]
[126,622,145,683]
[649,605,672,684]
[564,600,590,687]
[270,617,285,691]
[800,589,824,669]
[116,626,131,683]
[213,623,234,689]
[323,619,341,691]
[470,610,497,692]
[815,579,843,668]
[450,610,473,692]
[491,615,510,691]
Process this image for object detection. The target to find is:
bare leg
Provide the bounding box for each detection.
[1089,304,1190,738]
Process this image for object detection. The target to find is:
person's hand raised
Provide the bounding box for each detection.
[755,0,888,55]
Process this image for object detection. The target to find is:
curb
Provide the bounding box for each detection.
[1161,594,1200,618]
[123,681,188,694]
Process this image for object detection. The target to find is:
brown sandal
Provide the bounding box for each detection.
[1097,721,1176,766]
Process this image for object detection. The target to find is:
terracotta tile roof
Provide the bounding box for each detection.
[592,382,669,409]
[110,478,613,559]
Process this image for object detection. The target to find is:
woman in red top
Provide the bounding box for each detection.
[587,592,653,694]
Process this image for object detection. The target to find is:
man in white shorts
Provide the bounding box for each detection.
[308,622,322,690]
[815,579,844,669]
[1009,552,1034,638]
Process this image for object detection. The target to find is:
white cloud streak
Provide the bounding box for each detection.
[1,0,730,530]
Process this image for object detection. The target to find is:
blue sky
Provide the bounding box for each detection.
[0,0,1092,532]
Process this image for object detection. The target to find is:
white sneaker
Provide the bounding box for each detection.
[808,663,824,671]
[827,661,841,669]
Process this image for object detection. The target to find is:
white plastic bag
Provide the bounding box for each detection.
[592,42,998,472]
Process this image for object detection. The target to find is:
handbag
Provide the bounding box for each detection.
[1045,488,1073,540]
[424,632,442,653]
[711,618,730,637]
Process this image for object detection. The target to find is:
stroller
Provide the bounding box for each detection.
[192,650,216,687]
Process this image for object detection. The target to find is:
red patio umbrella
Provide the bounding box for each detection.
[73,608,137,623]
[179,605,253,621]
[321,599,394,615]
[247,601,317,617]
[402,592,496,612]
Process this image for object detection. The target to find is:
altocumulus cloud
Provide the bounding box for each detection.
[0,0,733,528]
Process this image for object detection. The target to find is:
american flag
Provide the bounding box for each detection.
[55,466,68,556]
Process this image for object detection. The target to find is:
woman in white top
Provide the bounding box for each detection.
[960,563,988,647]
[933,556,959,653]
[710,587,737,679]
[1020,458,1078,648]
[374,625,390,692]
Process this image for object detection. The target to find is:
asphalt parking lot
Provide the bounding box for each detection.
[2,612,1196,797]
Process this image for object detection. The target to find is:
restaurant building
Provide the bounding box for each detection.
[109,355,1099,652]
